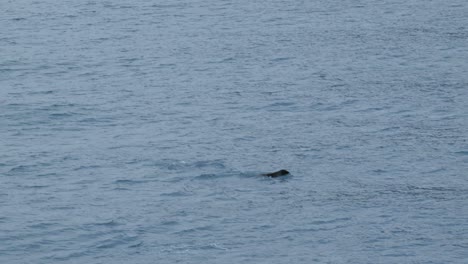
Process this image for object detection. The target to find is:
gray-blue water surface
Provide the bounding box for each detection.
[1,0,468,263]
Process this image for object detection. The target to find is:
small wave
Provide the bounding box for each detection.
[21,185,50,189]
[423,167,446,174]
[193,160,226,169]
[9,165,37,173]
[39,103,77,110]
[208,57,235,64]
[355,106,388,112]
[271,57,293,62]
[159,242,227,254]
[173,225,214,235]
[114,179,149,185]
[28,90,54,95]
[193,173,218,180]
[372,169,388,174]
[160,159,226,171]
[151,3,189,9]
[49,250,88,261]
[372,184,466,202]
[48,205,75,211]
[95,234,140,250]
[159,176,186,183]
[113,187,130,191]
[93,220,120,227]
[192,171,242,181]
[73,165,100,171]
[160,191,192,197]
[129,241,143,248]
[406,185,459,193]
[198,243,228,251]
[161,220,179,226]
[27,222,56,229]
[267,102,295,108]
[310,217,352,225]
[49,112,77,118]
[379,126,400,132]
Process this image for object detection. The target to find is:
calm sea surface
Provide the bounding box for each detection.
[1,0,468,263]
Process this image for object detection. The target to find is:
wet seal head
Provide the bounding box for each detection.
[262,170,290,177]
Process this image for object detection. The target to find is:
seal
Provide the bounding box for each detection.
[262,169,290,177]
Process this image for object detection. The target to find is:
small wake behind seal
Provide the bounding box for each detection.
[262,170,290,177]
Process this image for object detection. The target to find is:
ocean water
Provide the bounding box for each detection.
[1,0,468,263]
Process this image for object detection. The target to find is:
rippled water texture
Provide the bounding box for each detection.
[1,0,468,263]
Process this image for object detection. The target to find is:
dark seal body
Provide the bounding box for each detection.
[262,170,290,177]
